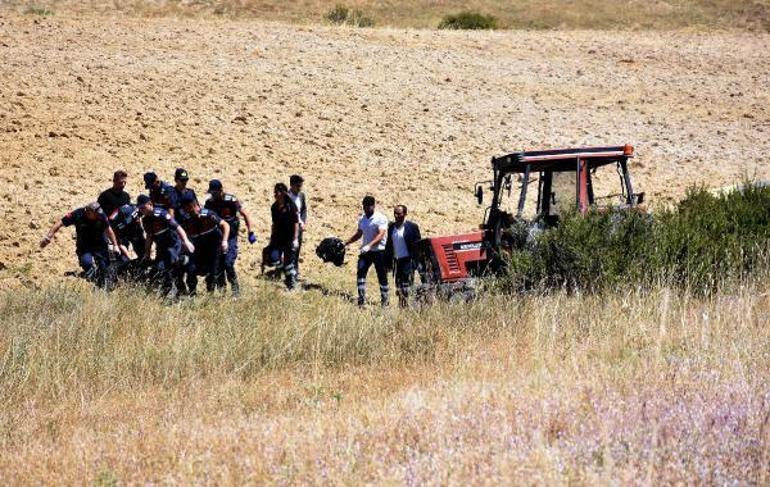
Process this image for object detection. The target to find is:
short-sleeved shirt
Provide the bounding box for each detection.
[150,181,178,211]
[62,207,110,250]
[205,193,241,233]
[141,208,179,246]
[270,200,298,247]
[98,188,130,217]
[179,209,222,244]
[358,212,388,251]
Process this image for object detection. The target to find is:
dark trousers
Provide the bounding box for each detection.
[126,235,146,259]
[394,257,415,307]
[154,238,182,296]
[217,235,240,295]
[292,229,303,276]
[356,250,389,306]
[76,246,109,285]
[279,245,297,290]
[181,241,220,295]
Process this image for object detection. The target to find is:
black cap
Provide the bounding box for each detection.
[136,194,152,208]
[180,192,197,206]
[290,174,304,185]
[208,179,223,192]
[174,168,189,181]
[143,171,158,189]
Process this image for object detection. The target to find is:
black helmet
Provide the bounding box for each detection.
[316,237,346,267]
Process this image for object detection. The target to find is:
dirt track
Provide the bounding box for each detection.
[1,14,768,287]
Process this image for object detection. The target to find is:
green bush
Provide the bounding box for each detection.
[24,5,54,16]
[501,183,770,293]
[439,11,497,30]
[324,5,375,27]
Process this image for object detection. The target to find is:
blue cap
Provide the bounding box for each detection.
[174,168,189,181]
[143,171,158,189]
[136,194,151,207]
[208,179,223,192]
[180,192,197,206]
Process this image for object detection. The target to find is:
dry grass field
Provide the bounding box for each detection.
[1,3,770,483]
[1,284,769,483]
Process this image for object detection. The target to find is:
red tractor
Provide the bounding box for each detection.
[415,145,644,294]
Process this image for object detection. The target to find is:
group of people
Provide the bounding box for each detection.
[40,169,425,306]
[343,196,422,307]
[39,169,304,297]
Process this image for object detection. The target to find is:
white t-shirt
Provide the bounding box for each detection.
[288,191,304,226]
[358,212,388,251]
[392,224,409,259]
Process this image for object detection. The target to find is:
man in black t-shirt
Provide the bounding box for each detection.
[40,202,127,285]
[270,182,299,290]
[98,170,130,217]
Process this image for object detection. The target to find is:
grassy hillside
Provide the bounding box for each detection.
[1,282,769,482]
[5,0,770,30]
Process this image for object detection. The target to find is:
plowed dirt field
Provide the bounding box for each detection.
[1,14,768,287]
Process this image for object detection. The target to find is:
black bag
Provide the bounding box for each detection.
[316,237,346,267]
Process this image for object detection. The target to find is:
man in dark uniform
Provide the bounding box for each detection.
[108,203,148,281]
[178,193,230,294]
[40,202,127,286]
[98,170,130,216]
[144,171,178,218]
[108,203,146,259]
[384,205,422,307]
[270,183,299,290]
[172,168,197,218]
[137,194,195,295]
[204,179,256,296]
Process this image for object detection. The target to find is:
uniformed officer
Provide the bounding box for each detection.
[173,168,197,217]
[204,179,256,296]
[270,183,299,290]
[40,202,127,286]
[108,203,146,259]
[137,194,195,295]
[178,193,229,294]
[144,171,178,218]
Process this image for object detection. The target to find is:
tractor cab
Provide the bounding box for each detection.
[417,144,643,287]
[478,144,642,250]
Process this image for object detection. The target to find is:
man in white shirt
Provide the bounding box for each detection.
[384,205,422,307]
[345,195,389,306]
[288,174,307,279]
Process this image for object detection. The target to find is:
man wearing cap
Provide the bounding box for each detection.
[137,194,195,295]
[384,205,422,307]
[108,203,148,281]
[98,170,130,217]
[108,203,146,259]
[143,171,178,218]
[178,193,230,295]
[288,174,308,279]
[173,168,197,217]
[344,195,389,306]
[204,179,255,296]
[40,202,127,286]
